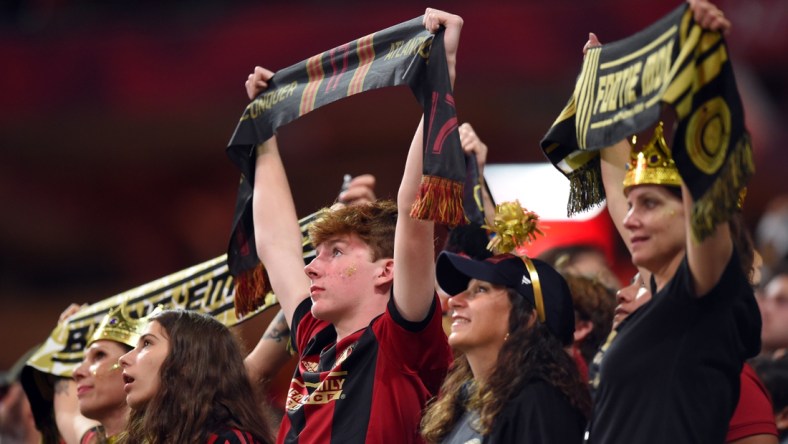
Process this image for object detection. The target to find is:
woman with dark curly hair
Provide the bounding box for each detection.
[117,309,275,444]
[421,250,591,443]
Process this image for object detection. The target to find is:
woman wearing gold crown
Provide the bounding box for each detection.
[420,202,591,443]
[582,2,762,442]
[55,303,143,444]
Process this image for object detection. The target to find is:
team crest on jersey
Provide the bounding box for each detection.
[286,371,348,411]
[301,359,319,373]
[335,342,356,366]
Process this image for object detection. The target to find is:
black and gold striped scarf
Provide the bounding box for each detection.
[541,4,753,241]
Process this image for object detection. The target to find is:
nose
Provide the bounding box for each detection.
[616,287,634,305]
[119,349,134,369]
[73,361,88,382]
[304,261,319,279]
[622,202,643,231]
[447,291,468,309]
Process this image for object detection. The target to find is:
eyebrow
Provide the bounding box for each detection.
[319,237,350,250]
[139,333,157,342]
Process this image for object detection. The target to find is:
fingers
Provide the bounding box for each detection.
[245,66,276,100]
[422,8,463,33]
[458,123,488,168]
[59,303,86,323]
[583,32,602,55]
[339,174,377,206]
[423,7,463,86]
[688,0,731,34]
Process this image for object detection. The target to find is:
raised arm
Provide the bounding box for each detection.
[458,122,496,225]
[394,8,463,322]
[253,135,312,327]
[244,309,293,398]
[683,0,734,296]
[582,32,632,248]
[245,173,379,382]
[682,185,733,296]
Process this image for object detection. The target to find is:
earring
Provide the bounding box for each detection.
[504,333,510,342]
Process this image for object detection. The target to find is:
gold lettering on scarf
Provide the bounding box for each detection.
[641,39,674,96]
[591,39,674,116]
[242,81,299,120]
[383,36,429,61]
[593,62,642,115]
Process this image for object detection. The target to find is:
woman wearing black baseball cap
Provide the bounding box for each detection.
[421,203,591,443]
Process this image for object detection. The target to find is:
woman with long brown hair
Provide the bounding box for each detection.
[421,211,591,443]
[118,309,274,444]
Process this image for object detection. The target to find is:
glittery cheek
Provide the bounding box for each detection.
[343,265,357,277]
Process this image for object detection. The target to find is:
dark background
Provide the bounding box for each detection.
[2,0,787,369]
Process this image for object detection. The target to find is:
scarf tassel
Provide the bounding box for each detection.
[566,156,606,217]
[410,175,466,227]
[690,134,755,241]
[233,262,270,317]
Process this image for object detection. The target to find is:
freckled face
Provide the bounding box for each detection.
[304,234,383,322]
[119,321,170,409]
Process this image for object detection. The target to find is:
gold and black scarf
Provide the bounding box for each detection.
[541,4,753,240]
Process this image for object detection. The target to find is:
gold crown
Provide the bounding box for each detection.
[88,302,149,348]
[623,121,682,190]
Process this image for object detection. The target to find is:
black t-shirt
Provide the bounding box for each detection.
[587,252,761,443]
[442,379,585,444]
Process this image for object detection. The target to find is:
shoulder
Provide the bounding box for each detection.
[500,379,583,420]
[727,363,778,441]
[490,380,585,443]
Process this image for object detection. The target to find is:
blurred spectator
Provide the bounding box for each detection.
[539,244,621,292]
[562,274,616,382]
[752,356,788,443]
[756,195,788,275]
[0,347,41,444]
[761,261,788,359]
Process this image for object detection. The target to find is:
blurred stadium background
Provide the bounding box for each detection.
[2,0,786,368]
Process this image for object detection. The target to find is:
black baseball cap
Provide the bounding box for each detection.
[436,251,575,346]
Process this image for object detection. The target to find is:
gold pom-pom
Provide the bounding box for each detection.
[483,200,543,254]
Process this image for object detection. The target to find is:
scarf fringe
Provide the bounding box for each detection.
[566,156,606,216]
[410,175,466,227]
[690,133,755,241]
[233,262,270,318]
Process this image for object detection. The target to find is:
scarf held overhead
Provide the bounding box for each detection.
[226,15,469,315]
[20,254,281,441]
[540,4,753,240]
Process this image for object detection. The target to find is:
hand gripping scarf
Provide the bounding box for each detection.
[540,4,754,241]
[226,15,472,316]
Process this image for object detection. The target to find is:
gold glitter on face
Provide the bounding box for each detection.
[344,265,357,277]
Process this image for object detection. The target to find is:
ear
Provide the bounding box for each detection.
[574,319,594,342]
[374,258,394,285]
[526,308,538,329]
[776,406,788,431]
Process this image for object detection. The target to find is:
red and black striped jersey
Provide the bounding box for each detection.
[277,295,451,444]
